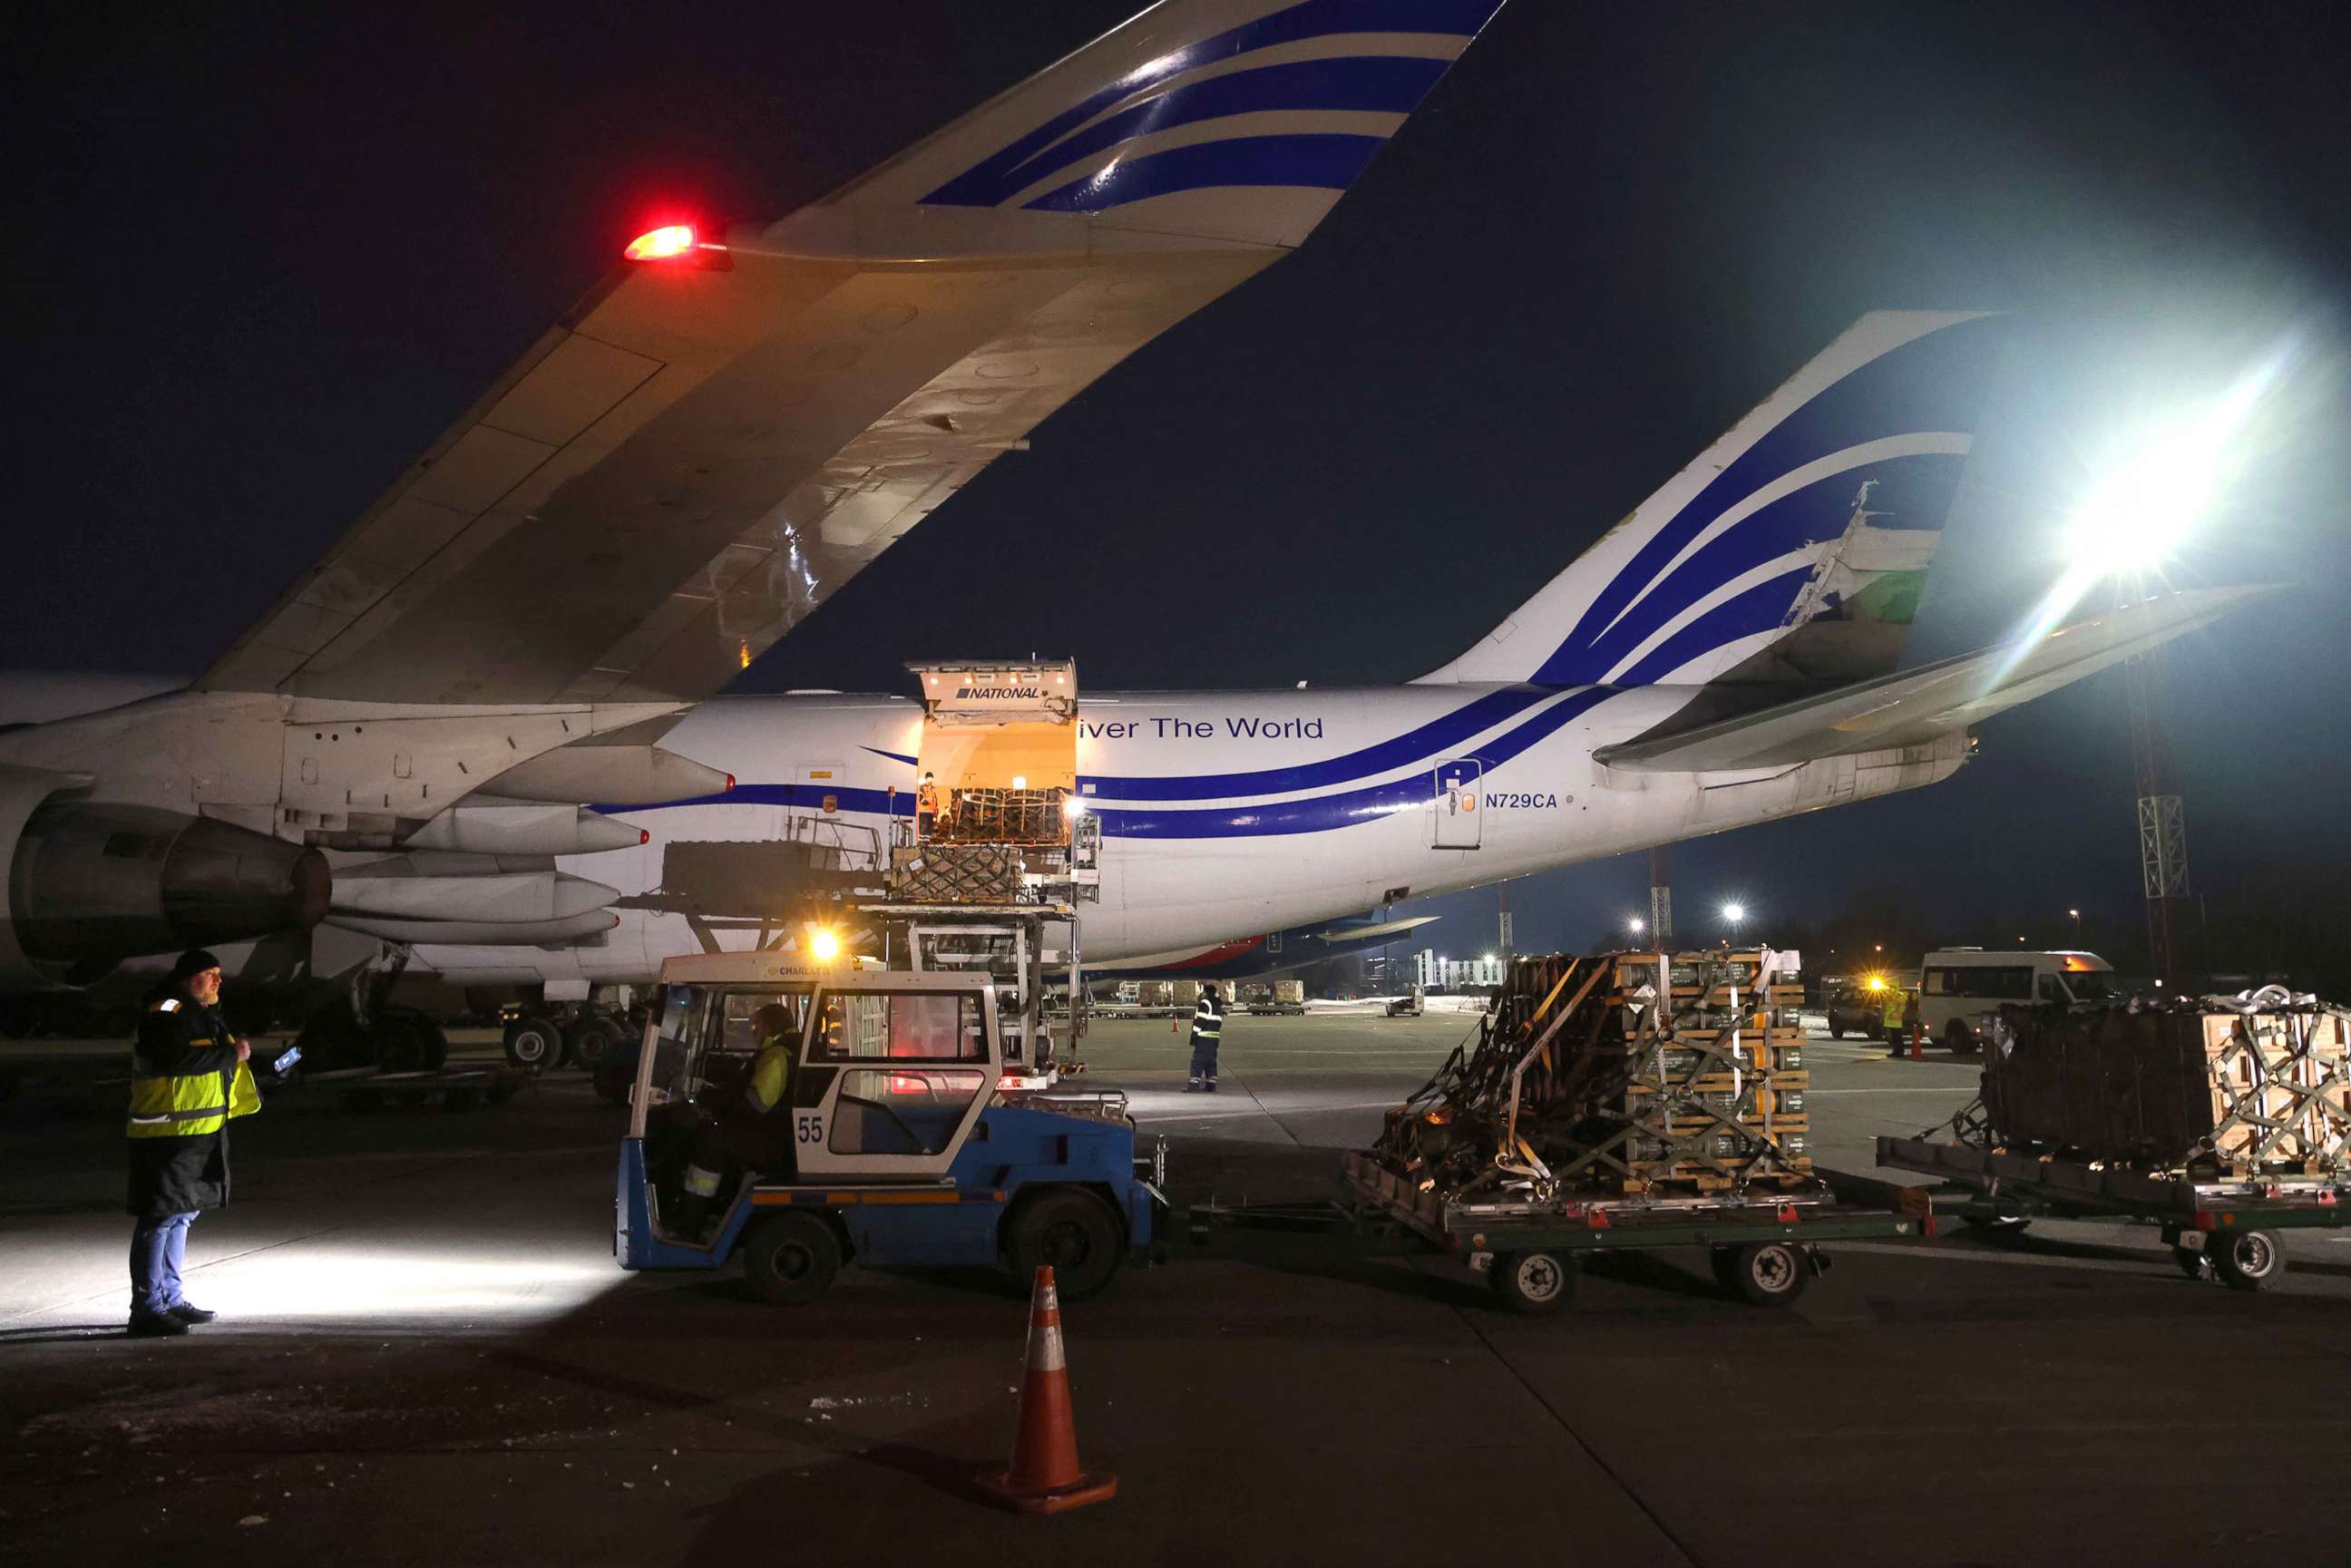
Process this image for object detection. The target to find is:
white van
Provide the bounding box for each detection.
[1917,949,2118,1052]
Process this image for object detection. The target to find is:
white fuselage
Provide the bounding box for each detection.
[404,686,1967,989]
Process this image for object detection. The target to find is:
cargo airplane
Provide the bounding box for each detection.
[0,0,2255,1062]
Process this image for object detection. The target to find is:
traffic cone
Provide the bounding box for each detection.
[979,1265,1117,1515]
[1908,1023,1925,1061]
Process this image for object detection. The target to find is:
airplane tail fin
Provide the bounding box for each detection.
[832,0,1510,248]
[1419,311,2008,688]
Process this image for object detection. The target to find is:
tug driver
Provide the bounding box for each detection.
[675,1003,800,1236]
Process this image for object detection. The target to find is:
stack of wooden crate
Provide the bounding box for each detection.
[889,842,1024,904]
[1383,947,1817,1202]
[1983,1001,2350,1174]
[1595,950,1812,1192]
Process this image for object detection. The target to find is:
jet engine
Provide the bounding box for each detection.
[2,765,328,988]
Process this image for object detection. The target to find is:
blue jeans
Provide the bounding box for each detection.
[1188,1035,1219,1084]
[130,1211,197,1316]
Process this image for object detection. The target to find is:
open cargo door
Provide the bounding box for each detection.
[906,660,1078,850]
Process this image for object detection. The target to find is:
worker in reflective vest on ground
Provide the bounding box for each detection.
[677,1003,800,1236]
[1881,983,1909,1057]
[1185,984,1225,1094]
[125,949,261,1337]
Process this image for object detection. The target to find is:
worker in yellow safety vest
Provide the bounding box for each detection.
[1881,981,1909,1057]
[125,949,261,1336]
[677,1004,801,1236]
[1185,984,1225,1094]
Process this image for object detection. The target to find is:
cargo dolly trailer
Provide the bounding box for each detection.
[1178,1151,1929,1314]
[1878,1126,2347,1291]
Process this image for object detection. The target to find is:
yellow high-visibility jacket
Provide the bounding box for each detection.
[125,993,260,1220]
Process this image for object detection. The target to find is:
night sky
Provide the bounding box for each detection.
[7,2,2348,969]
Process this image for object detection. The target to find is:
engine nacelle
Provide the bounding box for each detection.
[2,765,328,987]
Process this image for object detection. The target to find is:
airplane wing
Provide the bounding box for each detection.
[1595,587,2270,773]
[200,1,1509,706]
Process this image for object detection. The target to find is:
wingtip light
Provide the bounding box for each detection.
[623,223,699,262]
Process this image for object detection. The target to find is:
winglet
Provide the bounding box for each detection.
[834,1,1510,248]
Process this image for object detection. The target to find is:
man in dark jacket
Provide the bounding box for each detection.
[125,949,259,1337]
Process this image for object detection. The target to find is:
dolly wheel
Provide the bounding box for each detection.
[2210,1230,2285,1293]
[742,1213,843,1307]
[1492,1251,1577,1315]
[1715,1242,1810,1307]
[1007,1189,1122,1302]
[2171,1245,2212,1281]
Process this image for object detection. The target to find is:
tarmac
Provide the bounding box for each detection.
[5,1010,2347,1565]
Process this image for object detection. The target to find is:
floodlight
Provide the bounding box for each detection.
[2062,419,2227,572]
[1722,901,1746,924]
[808,927,841,961]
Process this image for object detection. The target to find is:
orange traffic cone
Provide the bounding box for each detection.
[1908,1023,1925,1061]
[980,1265,1117,1515]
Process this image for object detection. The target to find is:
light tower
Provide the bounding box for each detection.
[1647,845,1673,945]
[2057,365,2275,988]
[2124,649,2190,984]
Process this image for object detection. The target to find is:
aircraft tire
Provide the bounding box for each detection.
[566,1015,624,1072]
[504,1015,562,1073]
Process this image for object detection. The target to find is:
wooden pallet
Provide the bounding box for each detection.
[1614,1166,1818,1195]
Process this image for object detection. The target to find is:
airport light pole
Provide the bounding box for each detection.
[2124,649,2190,985]
[2053,364,2279,986]
[1648,845,1673,945]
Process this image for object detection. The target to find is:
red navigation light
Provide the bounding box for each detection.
[723,774,737,792]
[638,829,650,845]
[623,223,697,262]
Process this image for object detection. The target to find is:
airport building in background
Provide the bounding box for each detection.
[1415,950,1505,991]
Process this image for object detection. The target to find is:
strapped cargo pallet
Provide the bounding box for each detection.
[1978,994,2350,1178]
[1370,946,1816,1205]
[1879,989,2351,1293]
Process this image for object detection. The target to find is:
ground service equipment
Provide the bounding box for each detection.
[1182,1159,1927,1314]
[615,952,1161,1304]
[1880,991,2351,1292]
[1183,945,1918,1312]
